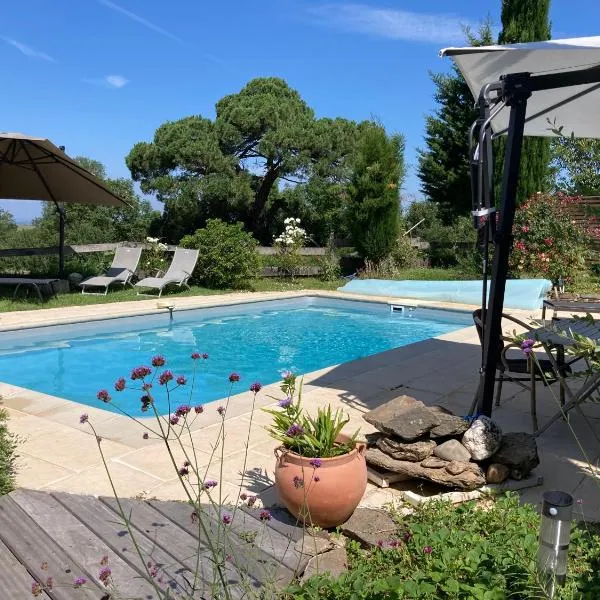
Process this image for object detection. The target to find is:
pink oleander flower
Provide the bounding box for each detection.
[229,372,240,383]
[131,365,152,380]
[176,375,187,385]
[80,413,89,424]
[259,509,272,521]
[250,382,262,393]
[96,389,111,403]
[194,405,203,414]
[151,355,166,367]
[159,370,174,386]
[114,377,126,392]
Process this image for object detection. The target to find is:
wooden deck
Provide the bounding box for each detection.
[0,489,309,599]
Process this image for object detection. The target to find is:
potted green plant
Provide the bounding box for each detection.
[264,372,367,528]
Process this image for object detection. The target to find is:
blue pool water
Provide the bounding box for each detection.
[0,298,470,416]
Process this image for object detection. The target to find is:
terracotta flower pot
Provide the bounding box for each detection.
[274,439,367,528]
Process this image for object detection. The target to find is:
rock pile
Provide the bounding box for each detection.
[363,395,539,491]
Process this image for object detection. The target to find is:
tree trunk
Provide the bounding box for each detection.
[251,165,280,240]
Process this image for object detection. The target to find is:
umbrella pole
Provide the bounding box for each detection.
[477,74,531,417]
[58,204,65,279]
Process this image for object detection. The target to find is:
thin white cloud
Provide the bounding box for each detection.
[308,4,475,44]
[2,37,56,62]
[83,75,130,89]
[97,0,185,45]
[105,74,129,88]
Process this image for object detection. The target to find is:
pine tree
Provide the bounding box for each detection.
[417,22,493,223]
[494,0,552,203]
[347,126,404,262]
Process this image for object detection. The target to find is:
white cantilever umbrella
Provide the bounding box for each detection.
[439,36,600,418]
[0,132,128,276]
[441,36,600,138]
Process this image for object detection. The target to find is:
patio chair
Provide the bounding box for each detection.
[80,246,142,295]
[471,309,571,432]
[135,247,199,298]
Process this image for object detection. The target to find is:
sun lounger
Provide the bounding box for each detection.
[80,246,142,295]
[135,247,199,297]
[0,278,59,301]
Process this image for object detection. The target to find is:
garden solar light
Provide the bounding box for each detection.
[537,490,573,597]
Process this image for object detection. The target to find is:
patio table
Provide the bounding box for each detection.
[525,318,600,437]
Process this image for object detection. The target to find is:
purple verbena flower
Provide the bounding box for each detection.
[96,389,111,403]
[151,355,166,367]
[169,415,180,425]
[31,582,43,597]
[142,432,149,439]
[80,413,89,424]
[159,370,174,385]
[310,458,322,468]
[73,576,87,588]
[114,377,126,392]
[217,406,226,416]
[222,513,232,525]
[250,382,262,393]
[246,495,257,507]
[98,566,111,586]
[176,375,187,385]
[45,576,54,590]
[175,404,191,417]
[194,405,204,414]
[131,365,152,380]
[259,509,272,521]
[178,466,189,476]
[203,479,218,489]
[229,372,240,383]
[191,352,201,360]
[423,545,433,555]
[293,476,304,489]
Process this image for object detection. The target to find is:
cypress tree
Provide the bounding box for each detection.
[347,126,403,262]
[495,0,552,203]
[417,22,493,223]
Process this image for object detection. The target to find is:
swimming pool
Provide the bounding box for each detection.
[0,297,471,416]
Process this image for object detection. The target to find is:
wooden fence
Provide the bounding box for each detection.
[567,196,600,263]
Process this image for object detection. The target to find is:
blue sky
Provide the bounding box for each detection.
[1,0,598,222]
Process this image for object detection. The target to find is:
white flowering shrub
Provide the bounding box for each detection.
[273,218,307,278]
[142,236,169,276]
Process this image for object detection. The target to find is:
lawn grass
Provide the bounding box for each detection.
[0,277,345,312]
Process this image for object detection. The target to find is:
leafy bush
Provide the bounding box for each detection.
[284,494,600,599]
[318,237,342,281]
[180,219,259,288]
[0,409,18,495]
[511,192,597,283]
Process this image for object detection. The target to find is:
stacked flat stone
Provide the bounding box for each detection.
[362,395,539,491]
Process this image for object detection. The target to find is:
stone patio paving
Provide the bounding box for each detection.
[1,291,598,521]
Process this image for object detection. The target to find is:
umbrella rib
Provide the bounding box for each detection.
[27,140,129,207]
[19,140,61,209]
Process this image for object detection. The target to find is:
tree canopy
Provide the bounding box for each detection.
[126,77,374,244]
[416,22,493,222]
